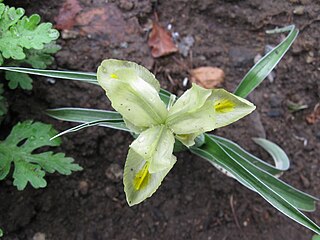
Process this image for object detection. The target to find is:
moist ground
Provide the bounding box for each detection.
[0,0,319,239]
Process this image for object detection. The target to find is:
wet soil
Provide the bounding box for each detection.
[0,0,320,239]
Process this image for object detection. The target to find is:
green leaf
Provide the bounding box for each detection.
[0,228,3,237]
[211,135,287,176]
[0,67,98,84]
[234,25,298,98]
[191,134,320,235]
[0,121,82,190]
[0,4,59,60]
[0,67,172,104]
[5,71,33,90]
[312,235,320,240]
[46,108,129,132]
[213,136,317,211]
[20,42,61,69]
[252,137,290,172]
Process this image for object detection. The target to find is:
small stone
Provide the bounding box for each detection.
[185,194,193,202]
[78,180,89,195]
[45,78,56,85]
[61,30,79,39]
[267,109,282,118]
[105,163,123,182]
[269,94,282,108]
[190,66,225,89]
[33,232,46,240]
[229,47,256,67]
[105,185,119,198]
[306,54,315,64]
[118,0,134,11]
[178,35,195,57]
[293,6,305,15]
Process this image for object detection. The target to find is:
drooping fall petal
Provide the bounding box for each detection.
[123,149,176,206]
[130,125,175,173]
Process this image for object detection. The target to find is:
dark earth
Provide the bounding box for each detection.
[1,0,320,239]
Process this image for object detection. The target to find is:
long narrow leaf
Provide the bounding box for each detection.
[234,25,298,98]
[191,134,320,235]
[47,108,129,132]
[252,137,290,171]
[209,135,317,211]
[211,135,288,176]
[50,119,120,140]
[0,67,98,84]
[0,67,172,104]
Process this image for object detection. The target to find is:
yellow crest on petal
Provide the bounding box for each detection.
[133,162,151,190]
[214,99,236,113]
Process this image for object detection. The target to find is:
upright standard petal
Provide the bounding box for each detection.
[210,89,256,128]
[97,59,168,131]
[123,149,176,206]
[166,84,216,145]
[130,125,175,173]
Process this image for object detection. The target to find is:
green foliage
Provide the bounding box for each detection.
[0,121,82,190]
[0,228,2,237]
[0,3,60,90]
[0,4,59,60]
[5,71,33,90]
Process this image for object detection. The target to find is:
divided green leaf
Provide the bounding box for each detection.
[0,121,82,190]
[0,3,60,90]
[0,4,59,60]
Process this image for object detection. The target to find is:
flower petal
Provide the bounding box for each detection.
[98,59,161,91]
[175,132,202,147]
[210,89,256,128]
[130,125,175,173]
[167,84,215,135]
[97,59,167,131]
[123,149,176,206]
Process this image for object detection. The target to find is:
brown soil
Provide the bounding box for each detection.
[1,0,320,239]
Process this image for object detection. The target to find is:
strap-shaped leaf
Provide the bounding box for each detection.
[46,108,129,132]
[211,135,288,176]
[209,135,317,211]
[234,25,298,98]
[0,67,172,104]
[190,134,320,234]
[252,137,290,172]
[0,66,97,84]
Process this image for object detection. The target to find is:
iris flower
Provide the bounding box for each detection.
[97,59,255,206]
